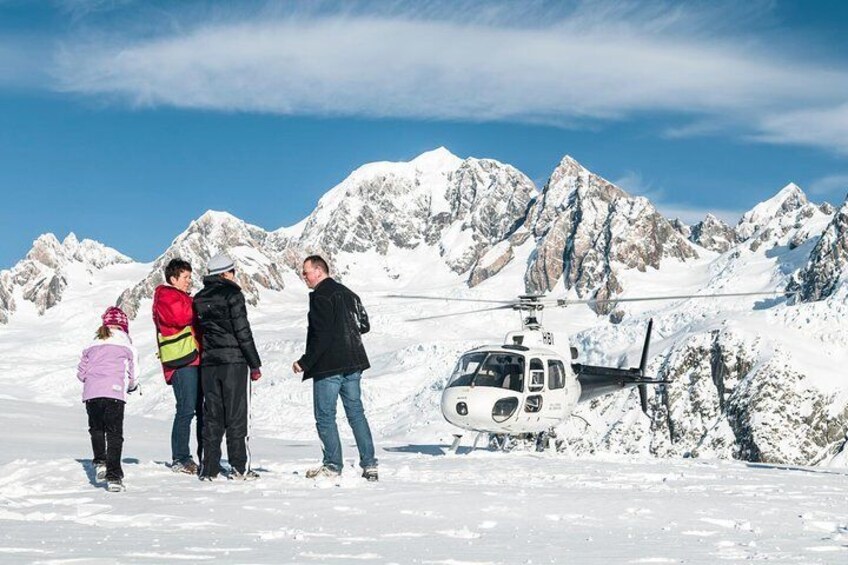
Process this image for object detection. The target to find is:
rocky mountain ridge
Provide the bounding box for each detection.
[789,198,848,302]
[116,211,288,319]
[522,156,699,311]
[0,233,130,322]
[564,323,847,466]
[3,150,843,323]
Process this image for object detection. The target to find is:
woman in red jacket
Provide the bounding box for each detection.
[153,258,202,474]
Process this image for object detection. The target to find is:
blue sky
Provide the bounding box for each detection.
[1,0,848,268]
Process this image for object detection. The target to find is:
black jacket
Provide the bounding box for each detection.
[194,276,261,369]
[298,277,370,380]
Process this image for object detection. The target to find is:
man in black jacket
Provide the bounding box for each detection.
[292,255,378,481]
[194,254,262,481]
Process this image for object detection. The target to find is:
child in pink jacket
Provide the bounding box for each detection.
[77,306,139,492]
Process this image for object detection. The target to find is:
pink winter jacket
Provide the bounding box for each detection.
[77,330,139,402]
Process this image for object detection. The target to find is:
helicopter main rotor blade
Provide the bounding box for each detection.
[556,290,796,306]
[385,293,520,306]
[406,304,516,321]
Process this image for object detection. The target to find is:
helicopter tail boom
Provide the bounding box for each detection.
[573,319,665,413]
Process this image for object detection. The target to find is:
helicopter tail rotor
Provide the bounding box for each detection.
[637,319,654,414]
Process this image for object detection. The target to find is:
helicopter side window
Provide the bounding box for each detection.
[524,394,543,413]
[548,360,566,390]
[529,358,545,392]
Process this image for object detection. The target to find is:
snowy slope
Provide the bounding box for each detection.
[1,395,848,563]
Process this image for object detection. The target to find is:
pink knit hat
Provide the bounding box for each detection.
[102,306,129,334]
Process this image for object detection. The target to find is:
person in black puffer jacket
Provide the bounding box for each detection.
[293,255,378,481]
[194,253,262,481]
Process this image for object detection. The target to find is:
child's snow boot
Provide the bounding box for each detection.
[106,479,125,492]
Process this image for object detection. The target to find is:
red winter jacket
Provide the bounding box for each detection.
[152,284,200,383]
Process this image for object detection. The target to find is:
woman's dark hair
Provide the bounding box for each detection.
[96,325,112,340]
[164,258,192,285]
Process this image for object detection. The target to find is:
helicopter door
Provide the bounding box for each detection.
[548,360,566,390]
[546,359,569,419]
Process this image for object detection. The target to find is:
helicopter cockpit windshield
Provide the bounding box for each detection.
[447,352,525,392]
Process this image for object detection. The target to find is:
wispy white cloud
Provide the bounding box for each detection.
[55,9,847,118]
[751,104,848,155]
[613,170,664,202]
[4,0,842,155]
[613,170,743,225]
[807,173,848,198]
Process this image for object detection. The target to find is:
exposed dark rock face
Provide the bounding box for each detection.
[690,214,738,253]
[669,218,691,239]
[734,183,828,254]
[0,233,130,321]
[564,326,848,465]
[294,149,536,280]
[0,272,13,324]
[524,156,698,312]
[117,211,286,319]
[789,198,848,302]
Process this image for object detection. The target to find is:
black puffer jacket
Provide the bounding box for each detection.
[298,277,370,380]
[194,276,261,369]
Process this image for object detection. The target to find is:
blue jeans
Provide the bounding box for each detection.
[171,366,202,464]
[313,371,377,472]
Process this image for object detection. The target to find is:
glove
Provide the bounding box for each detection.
[127,382,139,394]
[250,368,262,381]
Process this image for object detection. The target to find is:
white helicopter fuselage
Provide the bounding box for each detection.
[441,327,582,434]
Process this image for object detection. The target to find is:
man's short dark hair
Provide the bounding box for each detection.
[165,258,192,284]
[304,255,329,274]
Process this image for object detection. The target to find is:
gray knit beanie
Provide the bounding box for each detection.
[207,253,235,276]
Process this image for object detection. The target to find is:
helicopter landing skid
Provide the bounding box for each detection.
[448,432,490,454]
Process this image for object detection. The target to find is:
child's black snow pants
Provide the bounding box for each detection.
[86,398,125,481]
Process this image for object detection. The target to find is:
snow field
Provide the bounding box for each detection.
[1,397,846,563]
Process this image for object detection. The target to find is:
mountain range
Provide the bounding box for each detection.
[1,147,846,467]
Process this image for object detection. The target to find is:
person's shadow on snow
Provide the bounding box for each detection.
[75,458,100,486]
[76,458,141,486]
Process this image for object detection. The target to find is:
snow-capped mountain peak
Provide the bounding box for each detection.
[790,194,848,301]
[2,150,848,473]
[117,211,287,319]
[524,154,698,307]
[734,183,831,253]
[409,146,463,171]
[736,183,808,241]
[292,150,535,279]
[690,213,738,253]
[0,232,131,322]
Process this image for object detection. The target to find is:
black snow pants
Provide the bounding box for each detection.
[86,398,125,481]
[200,363,251,477]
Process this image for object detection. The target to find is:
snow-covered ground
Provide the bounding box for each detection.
[2,395,847,563]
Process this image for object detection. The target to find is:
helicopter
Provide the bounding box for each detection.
[389,290,794,452]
